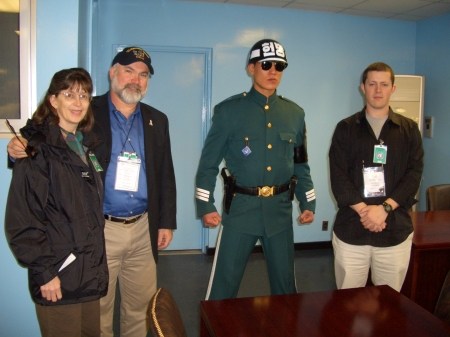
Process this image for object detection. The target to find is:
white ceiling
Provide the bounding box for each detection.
[3,0,450,21]
[179,0,450,21]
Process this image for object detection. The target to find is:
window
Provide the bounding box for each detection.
[0,0,35,135]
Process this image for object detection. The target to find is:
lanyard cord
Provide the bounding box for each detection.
[114,110,137,155]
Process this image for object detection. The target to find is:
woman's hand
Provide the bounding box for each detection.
[40,276,62,302]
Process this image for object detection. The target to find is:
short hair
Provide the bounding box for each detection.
[32,68,94,132]
[361,62,395,85]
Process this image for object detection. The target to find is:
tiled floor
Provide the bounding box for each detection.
[153,248,336,337]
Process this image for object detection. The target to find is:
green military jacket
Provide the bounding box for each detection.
[195,86,316,237]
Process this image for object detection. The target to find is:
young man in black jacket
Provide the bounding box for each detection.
[329,62,424,291]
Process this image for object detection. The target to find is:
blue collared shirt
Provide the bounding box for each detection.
[103,92,148,217]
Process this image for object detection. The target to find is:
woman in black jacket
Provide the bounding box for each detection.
[5,68,108,337]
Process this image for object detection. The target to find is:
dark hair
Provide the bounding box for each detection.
[361,62,395,85]
[32,68,94,132]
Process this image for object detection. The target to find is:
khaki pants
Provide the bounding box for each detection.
[100,213,156,337]
[333,232,413,291]
[36,300,100,337]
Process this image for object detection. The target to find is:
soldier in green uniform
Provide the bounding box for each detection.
[195,39,316,300]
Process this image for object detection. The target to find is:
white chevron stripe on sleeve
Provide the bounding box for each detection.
[196,187,210,202]
[306,189,316,202]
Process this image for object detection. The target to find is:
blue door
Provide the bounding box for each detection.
[132,46,212,251]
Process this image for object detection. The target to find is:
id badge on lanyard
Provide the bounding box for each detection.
[362,141,388,198]
[88,152,103,172]
[114,152,141,192]
[373,144,387,164]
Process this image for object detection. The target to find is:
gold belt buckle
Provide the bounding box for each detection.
[258,186,274,197]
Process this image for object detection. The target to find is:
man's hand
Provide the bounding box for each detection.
[158,229,173,248]
[7,137,28,159]
[40,276,62,302]
[202,212,222,227]
[350,202,367,217]
[298,210,314,224]
[359,205,387,232]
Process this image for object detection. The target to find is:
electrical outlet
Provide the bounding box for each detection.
[322,221,328,231]
[424,116,433,138]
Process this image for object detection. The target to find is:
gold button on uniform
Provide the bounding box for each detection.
[267,144,272,149]
[289,139,292,143]
[268,123,272,128]
[264,105,269,110]
[267,166,272,171]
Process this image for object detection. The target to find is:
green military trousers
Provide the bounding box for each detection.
[206,225,297,300]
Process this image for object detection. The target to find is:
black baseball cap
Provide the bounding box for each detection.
[248,39,288,66]
[111,46,154,75]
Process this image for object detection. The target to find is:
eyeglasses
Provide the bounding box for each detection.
[59,92,91,102]
[260,61,288,72]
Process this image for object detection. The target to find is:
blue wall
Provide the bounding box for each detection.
[0,0,448,335]
[416,13,450,209]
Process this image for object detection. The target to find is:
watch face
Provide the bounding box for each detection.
[383,202,392,213]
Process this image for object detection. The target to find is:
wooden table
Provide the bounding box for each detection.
[200,285,450,336]
[401,210,450,312]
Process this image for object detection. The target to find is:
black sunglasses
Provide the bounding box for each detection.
[260,61,288,72]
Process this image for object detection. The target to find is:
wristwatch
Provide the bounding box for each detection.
[382,202,393,214]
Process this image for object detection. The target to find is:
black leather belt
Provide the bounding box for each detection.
[104,212,145,224]
[235,183,290,197]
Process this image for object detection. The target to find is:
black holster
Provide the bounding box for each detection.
[289,175,298,201]
[221,167,236,214]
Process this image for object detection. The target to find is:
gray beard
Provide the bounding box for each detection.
[111,79,147,105]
